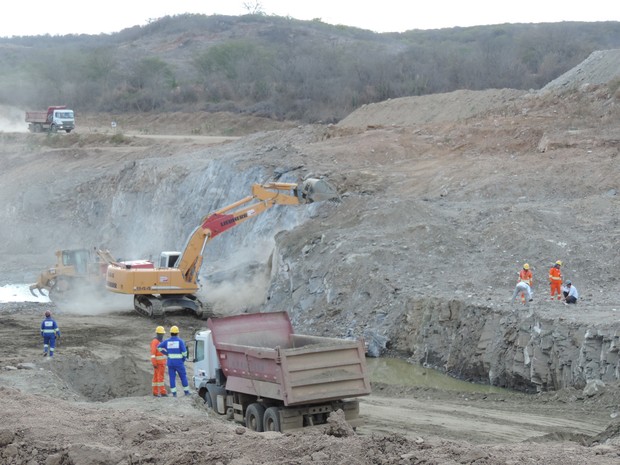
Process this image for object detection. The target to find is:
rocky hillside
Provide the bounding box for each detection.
[1,50,619,392]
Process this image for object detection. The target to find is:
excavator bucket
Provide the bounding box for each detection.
[300,178,339,203]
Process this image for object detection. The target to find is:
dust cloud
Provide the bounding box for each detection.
[0,105,28,132]
[52,286,134,315]
[202,272,270,314]
[199,241,274,314]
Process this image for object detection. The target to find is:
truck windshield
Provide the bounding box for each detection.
[55,111,74,119]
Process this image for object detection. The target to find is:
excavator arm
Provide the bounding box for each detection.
[101,178,337,318]
[177,179,337,284]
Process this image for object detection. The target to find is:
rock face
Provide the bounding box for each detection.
[394,299,620,392]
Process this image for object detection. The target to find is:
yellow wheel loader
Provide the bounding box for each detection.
[102,178,337,318]
[29,248,112,299]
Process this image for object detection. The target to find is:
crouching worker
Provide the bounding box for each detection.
[511,281,533,305]
[158,326,191,397]
[563,280,579,304]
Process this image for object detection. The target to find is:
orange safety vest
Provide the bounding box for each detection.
[150,338,167,366]
[549,267,562,284]
[519,269,533,286]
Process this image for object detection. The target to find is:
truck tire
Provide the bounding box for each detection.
[263,406,281,432]
[204,391,214,410]
[245,403,266,432]
[50,125,58,133]
[65,129,72,133]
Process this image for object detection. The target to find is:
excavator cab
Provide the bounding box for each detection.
[159,252,181,268]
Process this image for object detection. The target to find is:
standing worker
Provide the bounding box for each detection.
[150,326,168,397]
[158,326,191,397]
[517,263,533,303]
[549,260,563,301]
[40,310,60,357]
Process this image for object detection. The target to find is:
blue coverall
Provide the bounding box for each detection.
[158,335,191,396]
[41,316,60,357]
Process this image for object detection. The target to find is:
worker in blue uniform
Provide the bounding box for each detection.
[40,310,61,357]
[157,325,191,397]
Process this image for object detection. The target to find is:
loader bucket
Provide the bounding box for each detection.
[300,178,339,203]
[29,284,46,297]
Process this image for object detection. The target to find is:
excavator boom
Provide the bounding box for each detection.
[103,178,337,318]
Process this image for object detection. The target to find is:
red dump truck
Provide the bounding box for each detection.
[25,105,75,133]
[192,311,371,432]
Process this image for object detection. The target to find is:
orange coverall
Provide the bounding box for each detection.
[518,269,533,302]
[549,266,563,300]
[150,338,168,396]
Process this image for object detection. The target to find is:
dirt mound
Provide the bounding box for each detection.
[337,88,527,127]
[541,49,620,92]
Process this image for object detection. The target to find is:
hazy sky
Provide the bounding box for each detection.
[1,1,619,37]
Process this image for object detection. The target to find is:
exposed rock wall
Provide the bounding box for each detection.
[394,298,620,392]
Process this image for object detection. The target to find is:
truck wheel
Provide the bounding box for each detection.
[245,403,266,432]
[50,125,58,133]
[65,129,72,133]
[204,391,214,409]
[263,407,282,432]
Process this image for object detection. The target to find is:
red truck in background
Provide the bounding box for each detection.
[25,105,75,133]
[192,311,371,432]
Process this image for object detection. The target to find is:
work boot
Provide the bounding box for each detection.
[160,393,168,397]
[172,393,177,397]
[43,352,47,357]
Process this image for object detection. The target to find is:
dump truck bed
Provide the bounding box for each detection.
[25,111,48,123]
[208,312,370,406]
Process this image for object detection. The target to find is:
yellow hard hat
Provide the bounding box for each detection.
[555,260,562,266]
[170,325,179,334]
[155,326,165,334]
[523,263,530,270]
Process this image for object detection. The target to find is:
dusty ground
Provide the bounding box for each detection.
[1,302,619,465]
[1,51,620,464]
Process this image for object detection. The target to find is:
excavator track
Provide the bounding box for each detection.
[133,294,211,318]
[133,295,164,318]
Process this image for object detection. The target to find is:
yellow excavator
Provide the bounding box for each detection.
[102,178,337,318]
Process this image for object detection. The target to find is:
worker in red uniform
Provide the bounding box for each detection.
[517,263,533,303]
[549,260,563,301]
[150,326,168,397]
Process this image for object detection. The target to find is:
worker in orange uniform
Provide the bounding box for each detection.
[549,260,563,301]
[150,326,168,397]
[517,263,533,303]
